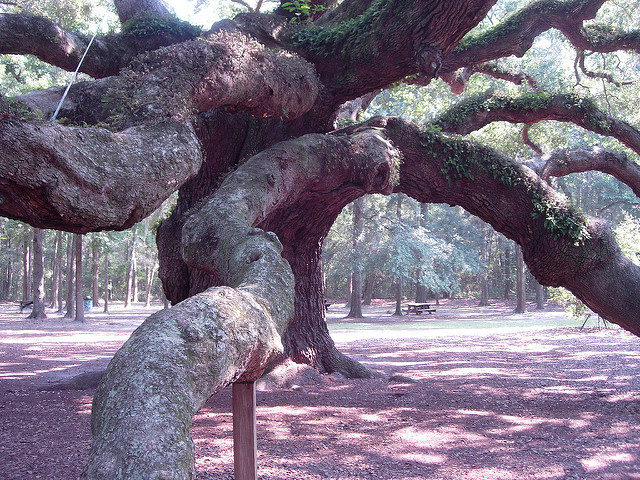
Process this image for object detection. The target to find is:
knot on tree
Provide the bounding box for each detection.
[415,44,443,80]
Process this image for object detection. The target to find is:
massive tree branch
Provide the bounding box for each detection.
[113,0,173,23]
[0,13,201,78]
[288,0,497,102]
[83,127,399,479]
[0,117,202,232]
[433,92,640,155]
[369,116,640,336]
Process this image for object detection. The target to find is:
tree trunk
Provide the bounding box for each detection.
[27,228,46,319]
[345,274,351,308]
[74,233,84,322]
[56,241,64,313]
[501,239,511,300]
[393,194,403,316]
[282,248,376,378]
[132,253,138,303]
[346,197,364,318]
[515,243,526,314]
[50,231,61,309]
[0,231,12,302]
[393,278,403,316]
[144,260,156,308]
[64,233,75,318]
[92,239,100,306]
[535,280,545,310]
[362,273,373,305]
[103,252,109,314]
[22,235,30,303]
[124,229,137,308]
[415,280,428,303]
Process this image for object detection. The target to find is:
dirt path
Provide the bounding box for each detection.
[1,301,639,479]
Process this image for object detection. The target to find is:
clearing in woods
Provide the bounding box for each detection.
[0,300,639,480]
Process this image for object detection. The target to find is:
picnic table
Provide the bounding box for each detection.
[404,303,436,315]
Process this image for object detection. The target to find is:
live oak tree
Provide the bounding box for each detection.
[3,0,640,478]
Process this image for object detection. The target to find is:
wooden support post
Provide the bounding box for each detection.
[233,381,257,480]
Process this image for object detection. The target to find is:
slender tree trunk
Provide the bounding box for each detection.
[22,235,30,302]
[434,290,440,305]
[144,260,157,308]
[0,232,12,302]
[515,243,526,314]
[501,239,511,300]
[479,226,492,306]
[103,252,109,313]
[74,233,84,322]
[415,280,428,303]
[393,279,403,316]
[28,228,46,319]
[50,231,61,309]
[362,273,373,305]
[124,230,137,308]
[347,197,364,318]
[393,194,403,316]
[64,233,75,318]
[56,243,65,313]
[92,239,100,306]
[345,274,351,307]
[415,202,429,303]
[535,280,545,310]
[132,253,138,303]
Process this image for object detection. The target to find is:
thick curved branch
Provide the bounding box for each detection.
[433,92,640,155]
[372,116,640,336]
[289,0,496,102]
[83,127,399,479]
[0,13,201,78]
[442,0,608,73]
[0,117,202,232]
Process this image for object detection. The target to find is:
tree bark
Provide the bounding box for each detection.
[347,197,364,318]
[74,233,84,322]
[64,233,75,318]
[27,228,46,319]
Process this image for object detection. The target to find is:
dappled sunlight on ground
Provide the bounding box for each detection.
[1,300,639,479]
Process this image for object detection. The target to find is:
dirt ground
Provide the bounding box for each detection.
[1,300,639,480]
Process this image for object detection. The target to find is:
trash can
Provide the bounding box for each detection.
[84,296,93,311]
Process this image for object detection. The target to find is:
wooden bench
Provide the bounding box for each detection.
[405,303,436,315]
[324,301,332,311]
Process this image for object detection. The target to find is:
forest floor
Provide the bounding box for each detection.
[1,299,639,479]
